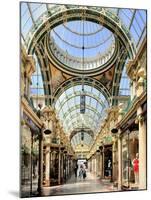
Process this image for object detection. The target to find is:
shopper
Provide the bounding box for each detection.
[83,168,87,179]
[74,164,78,178]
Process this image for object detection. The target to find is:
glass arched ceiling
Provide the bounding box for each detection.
[110,8,146,48]
[71,131,93,149]
[49,20,115,70]
[30,53,44,96]
[55,85,109,135]
[119,62,130,96]
[21,2,146,52]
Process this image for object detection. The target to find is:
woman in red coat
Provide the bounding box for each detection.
[132,153,139,185]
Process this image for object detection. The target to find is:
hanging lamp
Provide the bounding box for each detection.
[81,129,84,141]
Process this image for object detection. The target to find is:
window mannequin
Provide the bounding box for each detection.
[108,159,112,176]
[132,153,139,185]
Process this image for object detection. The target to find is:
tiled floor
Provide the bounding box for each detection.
[21,171,119,197]
[41,171,118,196]
[21,178,38,198]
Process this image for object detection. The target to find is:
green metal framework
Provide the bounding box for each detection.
[21,3,146,149]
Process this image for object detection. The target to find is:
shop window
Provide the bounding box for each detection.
[122,130,139,188]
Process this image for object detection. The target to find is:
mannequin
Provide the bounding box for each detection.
[132,153,139,185]
[107,159,112,176]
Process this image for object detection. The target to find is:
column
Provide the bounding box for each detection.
[94,154,97,174]
[88,159,90,171]
[64,153,67,180]
[118,132,122,190]
[60,152,63,183]
[49,150,52,186]
[96,151,100,177]
[69,157,72,176]
[130,81,133,100]
[63,154,65,181]
[45,145,50,186]
[136,74,144,97]
[58,149,61,184]
[66,155,68,178]
[92,155,95,173]
[137,106,146,190]
[112,138,117,184]
[68,156,70,177]
[37,131,43,194]
[90,157,92,172]
[99,146,104,178]
[132,78,137,99]
[100,151,103,178]
[102,147,105,178]
[61,150,64,183]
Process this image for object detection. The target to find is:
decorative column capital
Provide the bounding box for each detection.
[41,106,56,136]
[25,55,36,78]
[135,114,144,124]
[137,67,146,78]
[126,59,137,80]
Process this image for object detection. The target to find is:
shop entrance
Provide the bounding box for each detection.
[104,145,112,180]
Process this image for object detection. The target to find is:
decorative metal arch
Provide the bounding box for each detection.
[70,128,94,140]
[111,46,129,105]
[56,91,107,114]
[62,105,101,123]
[33,42,52,105]
[63,112,100,131]
[71,131,93,148]
[52,76,111,105]
[59,104,104,126]
[26,6,135,75]
[45,34,118,76]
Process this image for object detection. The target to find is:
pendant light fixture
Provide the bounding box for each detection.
[81,129,84,141]
[81,129,84,147]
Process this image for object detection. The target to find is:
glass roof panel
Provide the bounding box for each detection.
[55,84,109,135]
[119,61,130,96]
[21,2,147,150]
[71,132,93,148]
[138,10,146,24]
[30,3,47,21]
[21,2,146,54]
[118,9,132,28]
[117,8,146,48]
[50,20,115,70]
[106,8,118,14]
[30,54,44,96]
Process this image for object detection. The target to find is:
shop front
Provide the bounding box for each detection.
[121,129,139,189]
[21,112,40,197]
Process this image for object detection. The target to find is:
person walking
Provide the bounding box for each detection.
[83,167,86,179]
[79,165,83,180]
[74,164,78,178]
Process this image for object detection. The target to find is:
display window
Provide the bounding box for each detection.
[122,130,139,189]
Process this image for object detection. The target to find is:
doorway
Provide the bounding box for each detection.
[104,145,112,180]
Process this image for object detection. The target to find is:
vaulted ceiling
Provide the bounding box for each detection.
[21,2,146,151]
